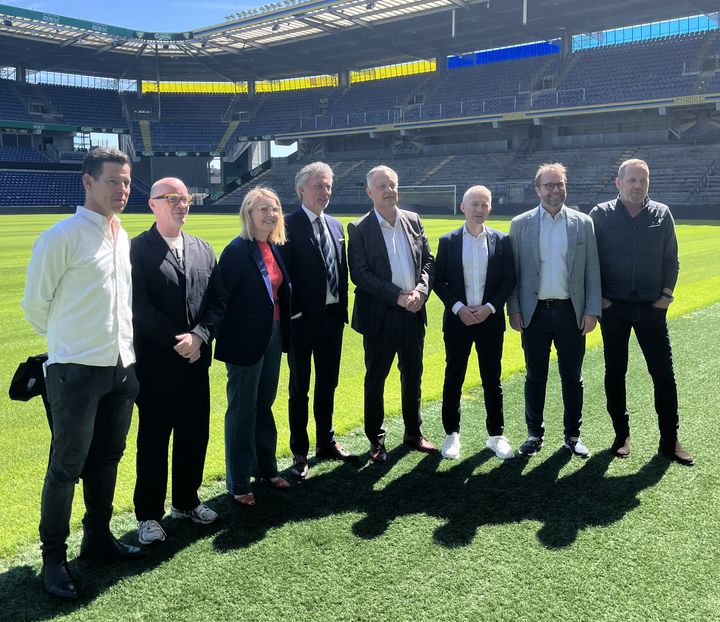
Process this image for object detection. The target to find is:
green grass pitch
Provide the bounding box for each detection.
[0,213,718,620]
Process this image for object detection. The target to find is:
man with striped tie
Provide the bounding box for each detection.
[281,162,354,479]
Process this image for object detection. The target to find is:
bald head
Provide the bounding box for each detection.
[460,185,492,234]
[148,177,190,237]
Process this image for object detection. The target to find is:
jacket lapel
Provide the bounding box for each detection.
[368,212,391,273]
[398,211,420,270]
[529,208,541,271]
[565,210,578,272]
[249,240,274,303]
[182,231,194,276]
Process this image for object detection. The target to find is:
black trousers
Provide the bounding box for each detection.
[363,307,425,445]
[521,302,585,439]
[441,319,505,436]
[134,358,210,521]
[599,301,679,441]
[41,359,138,561]
[287,308,344,457]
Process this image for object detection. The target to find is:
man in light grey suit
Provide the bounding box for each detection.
[507,163,601,458]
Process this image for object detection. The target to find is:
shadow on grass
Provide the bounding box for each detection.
[0,447,670,619]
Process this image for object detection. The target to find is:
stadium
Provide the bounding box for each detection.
[1,0,719,620]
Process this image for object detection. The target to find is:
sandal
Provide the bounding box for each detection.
[260,476,290,489]
[233,493,256,506]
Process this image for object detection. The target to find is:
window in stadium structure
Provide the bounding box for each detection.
[141,81,249,94]
[572,13,718,51]
[447,40,560,70]
[349,60,436,84]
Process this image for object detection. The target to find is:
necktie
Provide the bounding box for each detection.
[316,216,338,298]
[174,247,184,270]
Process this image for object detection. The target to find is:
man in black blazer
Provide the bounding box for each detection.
[280,162,354,479]
[347,165,435,463]
[434,186,516,460]
[131,177,224,545]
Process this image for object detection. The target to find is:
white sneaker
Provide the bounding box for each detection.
[137,519,166,545]
[441,432,461,459]
[486,435,515,459]
[170,503,218,525]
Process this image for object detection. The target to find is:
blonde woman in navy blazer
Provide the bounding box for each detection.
[215,187,292,506]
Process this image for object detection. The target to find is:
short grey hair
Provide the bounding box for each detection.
[462,185,491,204]
[294,162,333,200]
[366,165,398,188]
[617,158,649,179]
[534,162,567,187]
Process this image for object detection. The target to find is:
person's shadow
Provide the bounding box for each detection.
[0,448,670,620]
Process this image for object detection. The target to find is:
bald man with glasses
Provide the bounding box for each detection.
[131,177,225,546]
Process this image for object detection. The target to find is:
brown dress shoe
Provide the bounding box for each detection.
[611,435,631,458]
[369,443,388,464]
[659,440,694,466]
[402,434,436,453]
[316,442,355,461]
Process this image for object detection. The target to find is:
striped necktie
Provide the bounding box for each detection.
[315,216,338,298]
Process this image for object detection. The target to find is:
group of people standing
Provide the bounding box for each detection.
[21,148,693,602]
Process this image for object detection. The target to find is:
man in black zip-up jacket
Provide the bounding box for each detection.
[590,158,693,466]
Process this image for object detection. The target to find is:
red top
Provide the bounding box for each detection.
[258,240,283,320]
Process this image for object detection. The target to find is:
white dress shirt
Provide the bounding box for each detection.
[301,204,340,305]
[451,225,496,315]
[374,208,416,292]
[22,206,135,367]
[537,205,570,300]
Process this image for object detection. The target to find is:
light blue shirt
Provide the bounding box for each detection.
[537,205,570,300]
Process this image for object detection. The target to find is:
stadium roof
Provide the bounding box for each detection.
[0,0,717,82]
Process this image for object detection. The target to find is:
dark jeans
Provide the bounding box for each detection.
[41,359,138,562]
[599,301,678,441]
[224,322,282,496]
[363,307,425,445]
[134,359,210,521]
[521,302,585,439]
[288,309,344,457]
[441,320,505,436]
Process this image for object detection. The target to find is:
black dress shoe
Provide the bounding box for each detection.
[369,443,388,464]
[79,534,145,561]
[290,455,309,479]
[316,442,355,461]
[42,560,78,601]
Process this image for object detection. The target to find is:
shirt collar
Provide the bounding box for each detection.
[462,223,487,240]
[77,205,117,232]
[374,207,398,228]
[616,195,650,213]
[538,204,567,221]
[301,204,323,223]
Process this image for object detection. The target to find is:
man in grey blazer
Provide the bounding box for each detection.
[507,163,601,458]
[348,165,435,464]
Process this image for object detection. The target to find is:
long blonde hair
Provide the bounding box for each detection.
[239,187,286,245]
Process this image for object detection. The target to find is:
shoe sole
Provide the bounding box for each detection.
[138,535,166,545]
[563,443,590,459]
[518,445,542,456]
[170,511,217,525]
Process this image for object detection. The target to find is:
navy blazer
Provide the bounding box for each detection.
[279,207,348,323]
[214,236,291,366]
[131,224,224,368]
[347,208,434,338]
[434,225,516,333]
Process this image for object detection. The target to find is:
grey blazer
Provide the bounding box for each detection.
[506,206,601,328]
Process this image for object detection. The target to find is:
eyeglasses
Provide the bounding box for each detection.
[152,194,193,206]
[255,205,280,215]
[539,182,566,191]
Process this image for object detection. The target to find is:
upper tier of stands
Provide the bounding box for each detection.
[2,30,720,151]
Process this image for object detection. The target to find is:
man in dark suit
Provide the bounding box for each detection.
[434,186,516,460]
[280,162,354,479]
[347,165,435,464]
[131,177,224,545]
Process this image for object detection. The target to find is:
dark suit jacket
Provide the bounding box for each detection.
[279,207,348,323]
[434,225,516,334]
[131,224,224,369]
[347,208,434,338]
[214,236,291,366]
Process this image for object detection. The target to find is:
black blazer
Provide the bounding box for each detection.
[131,224,224,368]
[279,208,348,323]
[347,208,434,338]
[434,225,516,333]
[214,236,291,366]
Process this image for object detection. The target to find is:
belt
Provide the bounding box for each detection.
[538,298,572,309]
